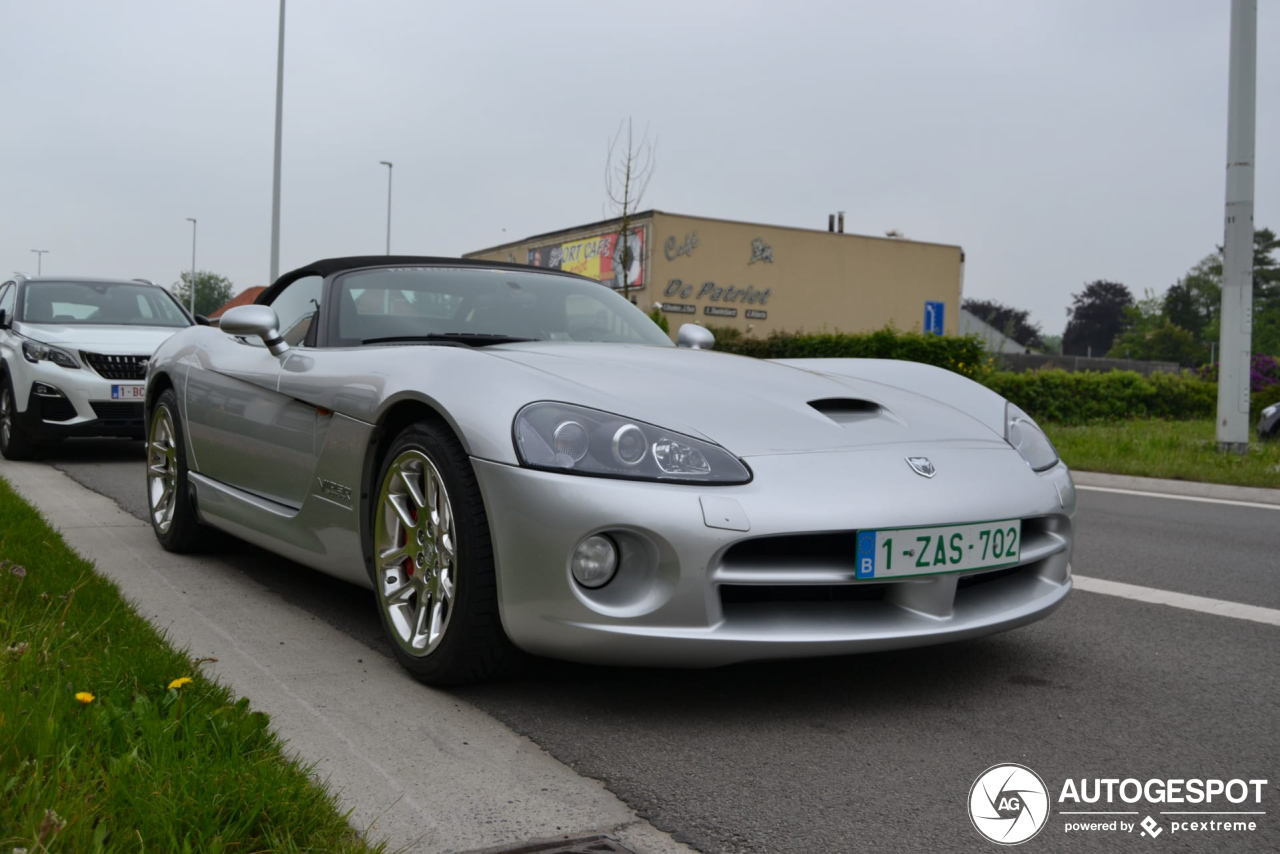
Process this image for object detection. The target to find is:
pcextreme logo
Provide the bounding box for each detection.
[969,765,1270,845]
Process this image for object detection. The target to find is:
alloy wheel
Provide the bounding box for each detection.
[374,449,457,657]
[0,386,11,450]
[147,405,179,533]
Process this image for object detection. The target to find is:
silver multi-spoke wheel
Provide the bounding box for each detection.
[374,449,457,657]
[0,385,12,450]
[147,405,179,533]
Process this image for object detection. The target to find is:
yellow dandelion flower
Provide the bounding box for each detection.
[168,677,193,690]
[75,692,95,704]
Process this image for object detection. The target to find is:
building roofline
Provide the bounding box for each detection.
[465,209,963,257]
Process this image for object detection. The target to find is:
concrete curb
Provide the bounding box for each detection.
[1072,470,1280,506]
[0,458,693,854]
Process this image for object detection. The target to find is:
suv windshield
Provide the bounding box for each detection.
[20,281,191,327]
[329,266,673,347]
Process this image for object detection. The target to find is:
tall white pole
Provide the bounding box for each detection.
[379,161,393,254]
[30,250,48,275]
[186,218,197,315]
[269,0,286,283]
[1216,0,1257,454]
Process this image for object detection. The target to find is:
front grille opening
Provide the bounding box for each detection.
[957,565,1022,588]
[38,397,78,422]
[723,532,859,565]
[82,352,148,380]
[808,397,881,425]
[720,584,888,605]
[90,401,144,424]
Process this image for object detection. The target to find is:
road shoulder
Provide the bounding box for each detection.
[1072,469,1280,505]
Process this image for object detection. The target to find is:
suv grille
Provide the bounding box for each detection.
[82,352,148,380]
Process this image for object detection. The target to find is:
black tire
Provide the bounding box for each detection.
[147,389,212,553]
[370,419,518,686]
[0,374,38,461]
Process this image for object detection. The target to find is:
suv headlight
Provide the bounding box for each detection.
[514,402,752,484]
[21,340,80,369]
[1006,402,1058,471]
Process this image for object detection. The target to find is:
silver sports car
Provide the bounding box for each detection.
[145,256,1075,685]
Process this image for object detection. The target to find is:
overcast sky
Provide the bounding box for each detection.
[3,1,1276,335]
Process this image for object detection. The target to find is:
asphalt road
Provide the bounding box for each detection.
[42,438,1280,853]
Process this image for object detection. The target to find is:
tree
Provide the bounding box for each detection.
[172,271,234,317]
[1164,254,1221,342]
[1061,280,1133,357]
[604,118,657,304]
[961,298,1045,350]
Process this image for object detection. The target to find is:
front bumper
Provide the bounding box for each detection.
[10,360,146,439]
[473,445,1075,667]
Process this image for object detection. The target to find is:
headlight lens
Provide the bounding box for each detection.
[1006,402,1058,472]
[21,340,80,369]
[514,402,752,484]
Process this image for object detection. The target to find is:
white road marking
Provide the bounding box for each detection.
[1076,484,1280,511]
[1073,575,1280,627]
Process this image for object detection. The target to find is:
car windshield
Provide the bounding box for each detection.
[330,266,674,347]
[21,281,191,327]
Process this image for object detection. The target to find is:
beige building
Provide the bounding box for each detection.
[465,210,964,338]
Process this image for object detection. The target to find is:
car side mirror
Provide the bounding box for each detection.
[195,314,212,327]
[677,323,715,350]
[219,305,289,356]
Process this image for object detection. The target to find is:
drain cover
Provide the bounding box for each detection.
[475,835,637,854]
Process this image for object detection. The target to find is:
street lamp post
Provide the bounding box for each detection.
[379,161,393,254]
[30,250,48,275]
[269,0,287,283]
[186,218,197,315]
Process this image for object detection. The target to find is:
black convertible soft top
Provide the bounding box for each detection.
[255,255,574,307]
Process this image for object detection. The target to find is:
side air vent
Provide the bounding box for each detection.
[808,398,881,425]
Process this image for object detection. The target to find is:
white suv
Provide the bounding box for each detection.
[0,275,195,460]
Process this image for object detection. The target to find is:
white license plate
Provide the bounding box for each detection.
[111,384,146,400]
[855,519,1022,580]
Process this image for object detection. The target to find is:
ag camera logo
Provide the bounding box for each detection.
[969,764,1050,845]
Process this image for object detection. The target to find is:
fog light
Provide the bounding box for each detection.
[32,382,65,398]
[571,535,618,588]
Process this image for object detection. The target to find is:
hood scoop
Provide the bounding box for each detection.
[809,398,882,426]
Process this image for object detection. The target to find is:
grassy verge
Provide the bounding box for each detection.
[1044,419,1280,489]
[0,475,383,853]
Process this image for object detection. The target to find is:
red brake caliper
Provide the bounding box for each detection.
[402,507,418,577]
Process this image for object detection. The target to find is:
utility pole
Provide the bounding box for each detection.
[379,161,393,254]
[269,0,286,283]
[1216,0,1256,454]
[30,250,48,275]
[186,218,198,315]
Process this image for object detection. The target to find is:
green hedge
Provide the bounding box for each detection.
[983,370,1217,425]
[708,327,989,380]
[706,327,1277,426]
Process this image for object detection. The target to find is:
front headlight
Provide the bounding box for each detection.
[514,402,752,484]
[21,340,80,369]
[1006,402,1058,472]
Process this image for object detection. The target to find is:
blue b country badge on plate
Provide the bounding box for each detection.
[855,530,877,579]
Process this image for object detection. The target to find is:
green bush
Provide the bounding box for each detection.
[711,327,990,380]
[982,369,1216,425]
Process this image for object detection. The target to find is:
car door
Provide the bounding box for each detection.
[184,276,323,508]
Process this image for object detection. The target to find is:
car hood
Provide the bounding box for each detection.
[16,323,184,354]
[488,343,1007,457]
